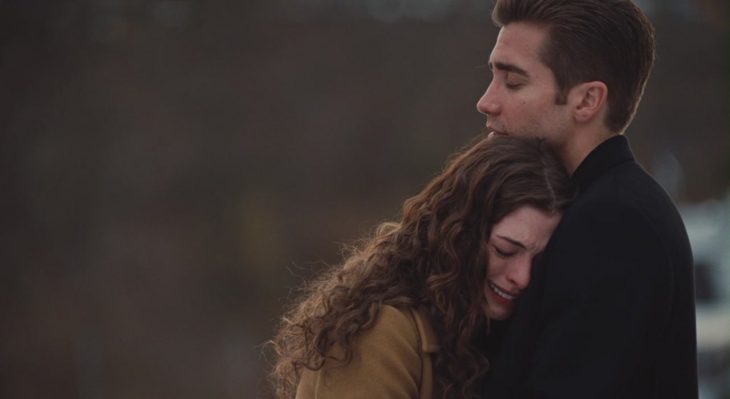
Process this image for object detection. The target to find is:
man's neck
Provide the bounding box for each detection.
[560,128,617,175]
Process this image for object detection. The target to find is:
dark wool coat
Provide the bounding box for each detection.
[483,135,698,398]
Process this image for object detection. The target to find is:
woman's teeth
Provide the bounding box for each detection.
[489,280,515,300]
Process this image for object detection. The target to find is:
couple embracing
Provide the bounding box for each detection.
[271,1,698,398]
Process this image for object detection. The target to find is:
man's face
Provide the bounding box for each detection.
[476,22,572,148]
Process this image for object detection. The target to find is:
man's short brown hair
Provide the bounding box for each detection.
[492,0,656,133]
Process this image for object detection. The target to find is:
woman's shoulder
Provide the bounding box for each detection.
[400,306,439,354]
[376,305,419,333]
[296,305,436,399]
[372,305,440,352]
[357,305,424,357]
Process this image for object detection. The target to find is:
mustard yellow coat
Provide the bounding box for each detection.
[296,305,440,399]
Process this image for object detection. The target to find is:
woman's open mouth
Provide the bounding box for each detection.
[488,280,517,302]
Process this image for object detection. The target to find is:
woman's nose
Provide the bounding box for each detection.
[506,258,531,291]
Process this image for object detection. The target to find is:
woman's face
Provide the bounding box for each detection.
[483,206,561,320]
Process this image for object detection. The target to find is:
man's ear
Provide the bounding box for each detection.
[571,81,608,123]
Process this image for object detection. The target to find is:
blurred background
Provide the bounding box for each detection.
[1,0,727,398]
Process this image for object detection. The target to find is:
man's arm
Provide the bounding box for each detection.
[527,203,673,398]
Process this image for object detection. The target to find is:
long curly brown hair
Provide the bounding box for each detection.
[269,135,574,398]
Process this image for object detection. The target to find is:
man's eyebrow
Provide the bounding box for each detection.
[489,61,529,77]
[496,235,527,249]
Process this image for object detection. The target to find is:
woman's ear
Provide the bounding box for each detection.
[571,81,608,123]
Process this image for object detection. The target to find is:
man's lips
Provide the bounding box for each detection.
[485,124,507,137]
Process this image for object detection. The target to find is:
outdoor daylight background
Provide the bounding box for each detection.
[1,0,728,398]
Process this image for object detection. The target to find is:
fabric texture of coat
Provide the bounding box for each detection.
[482,135,698,398]
[296,305,439,399]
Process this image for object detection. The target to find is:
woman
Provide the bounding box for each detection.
[269,135,574,399]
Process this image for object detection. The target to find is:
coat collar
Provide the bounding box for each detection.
[412,308,440,353]
[571,135,635,192]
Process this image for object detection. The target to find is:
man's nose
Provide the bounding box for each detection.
[476,83,500,116]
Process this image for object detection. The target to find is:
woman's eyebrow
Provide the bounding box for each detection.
[496,235,526,249]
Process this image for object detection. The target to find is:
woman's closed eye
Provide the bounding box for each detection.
[492,244,516,257]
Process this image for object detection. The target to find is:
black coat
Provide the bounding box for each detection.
[483,135,698,398]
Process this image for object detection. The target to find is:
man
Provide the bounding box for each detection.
[476,0,698,397]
